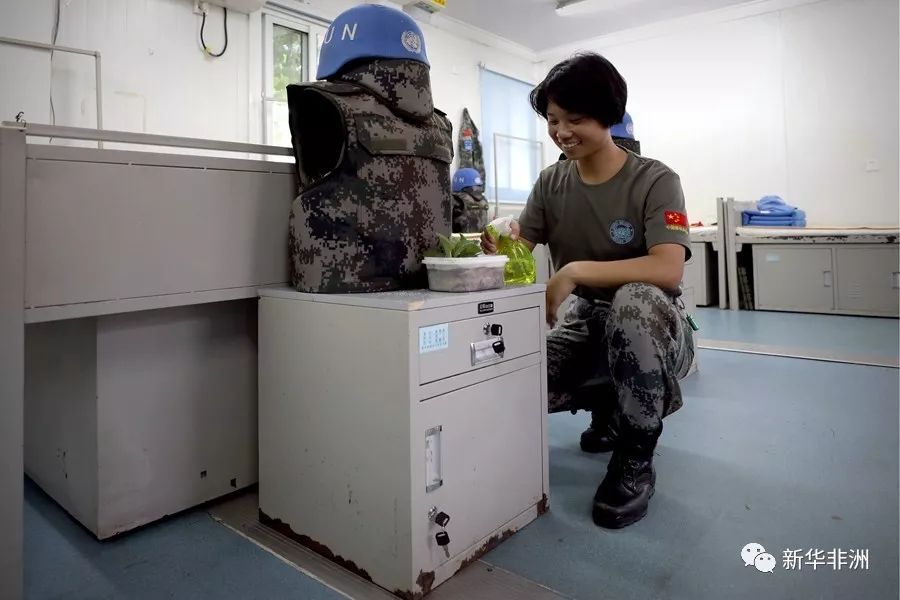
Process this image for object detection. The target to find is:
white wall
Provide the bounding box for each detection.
[0,0,537,167]
[537,0,899,226]
[423,21,537,170]
[7,0,893,220]
[0,0,251,143]
[779,0,898,226]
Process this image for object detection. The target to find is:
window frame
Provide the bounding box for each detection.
[263,13,310,101]
[479,67,544,205]
[259,6,328,147]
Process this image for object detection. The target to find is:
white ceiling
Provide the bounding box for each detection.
[437,0,756,53]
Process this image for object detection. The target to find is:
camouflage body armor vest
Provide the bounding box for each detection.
[287,59,453,293]
[614,137,641,155]
[452,189,489,233]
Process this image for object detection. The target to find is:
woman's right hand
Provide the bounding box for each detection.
[480,219,520,254]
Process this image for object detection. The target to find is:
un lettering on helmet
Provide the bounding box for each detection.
[316,4,431,81]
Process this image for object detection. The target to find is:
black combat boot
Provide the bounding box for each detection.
[591,435,657,529]
[574,383,618,454]
[579,407,618,453]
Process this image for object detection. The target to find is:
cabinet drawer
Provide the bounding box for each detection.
[418,308,541,385]
[835,246,900,316]
[419,364,544,567]
[753,246,835,312]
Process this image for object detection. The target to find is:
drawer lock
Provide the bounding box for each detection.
[483,323,503,336]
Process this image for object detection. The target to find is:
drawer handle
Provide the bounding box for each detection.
[823,270,833,288]
[471,337,504,366]
[425,426,442,493]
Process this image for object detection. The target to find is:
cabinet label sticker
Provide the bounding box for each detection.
[419,324,449,353]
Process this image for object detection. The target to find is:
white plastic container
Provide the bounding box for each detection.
[423,255,509,292]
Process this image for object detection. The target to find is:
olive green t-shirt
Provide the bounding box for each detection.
[518,151,691,301]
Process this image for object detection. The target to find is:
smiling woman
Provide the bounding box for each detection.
[478,50,696,530]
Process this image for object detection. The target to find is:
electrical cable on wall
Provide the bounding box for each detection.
[49,0,61,142]
[201,6,228,58]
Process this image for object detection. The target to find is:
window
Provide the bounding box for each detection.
[480,69,543,203]
[262,10,327,148]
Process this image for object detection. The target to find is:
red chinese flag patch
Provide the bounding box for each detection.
[665,211,687,226]
[664,210,688,232]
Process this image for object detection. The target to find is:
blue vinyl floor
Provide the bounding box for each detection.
[25,309,900,599]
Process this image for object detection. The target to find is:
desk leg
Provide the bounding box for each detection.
[0,127,26,600]
[724,197,741,311]
[715,198,728,309]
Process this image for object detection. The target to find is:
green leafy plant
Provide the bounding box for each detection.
[424,233,482,258]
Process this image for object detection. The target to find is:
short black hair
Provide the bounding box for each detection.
[529,52,627,128]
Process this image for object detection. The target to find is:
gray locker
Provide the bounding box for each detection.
[835,246,900,316]
[257,285,549,598]
[683,242,715,306]
[753,245,835,312]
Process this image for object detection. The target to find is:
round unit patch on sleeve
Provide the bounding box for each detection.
[610,219,635,244]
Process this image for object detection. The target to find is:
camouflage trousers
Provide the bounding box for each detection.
[547,283,695,440]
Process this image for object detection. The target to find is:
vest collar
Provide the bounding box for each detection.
[335,59,433,122]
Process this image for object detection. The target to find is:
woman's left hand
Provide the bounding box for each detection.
[546,266,577,327]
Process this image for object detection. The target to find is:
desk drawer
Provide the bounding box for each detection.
[418,307,541,384]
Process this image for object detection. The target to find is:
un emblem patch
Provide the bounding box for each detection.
[609,219,635,245]
[401,31,422,54]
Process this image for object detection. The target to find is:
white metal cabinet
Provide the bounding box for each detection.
[753,245,835,313]
[683,242,716,306]
[24,301,259,539]
[752,243,899,316]
[257,285,549,599]
[835,246,900,316]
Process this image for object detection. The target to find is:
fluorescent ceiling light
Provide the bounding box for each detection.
[556,0,642,16]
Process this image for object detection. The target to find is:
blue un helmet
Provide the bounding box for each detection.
[610,111,635,139]
[451,168,483,193]
[316,4,430,80]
